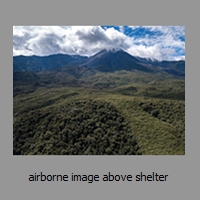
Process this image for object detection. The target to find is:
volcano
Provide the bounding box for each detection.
[78,48,154,72]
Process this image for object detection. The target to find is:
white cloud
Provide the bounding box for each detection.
[13,26,185,61]
[127,26,185,60]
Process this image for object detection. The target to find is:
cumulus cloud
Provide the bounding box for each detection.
[13,26,185,61]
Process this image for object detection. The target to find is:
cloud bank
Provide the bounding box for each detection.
[13,26,185,61]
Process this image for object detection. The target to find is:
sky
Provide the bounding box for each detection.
[13,26,185,61]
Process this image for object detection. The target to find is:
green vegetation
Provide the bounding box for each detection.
[13,70,185,155]
[13,98,140,155]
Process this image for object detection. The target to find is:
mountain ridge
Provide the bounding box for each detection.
[13,49,185,77]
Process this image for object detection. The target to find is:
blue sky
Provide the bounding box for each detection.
[13,26,185,61]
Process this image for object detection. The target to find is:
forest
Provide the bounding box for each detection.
[13,69,185,155]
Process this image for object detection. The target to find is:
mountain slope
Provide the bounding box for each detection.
[13,54,88,72]
[79,49,154,73]
[135,57,185,77]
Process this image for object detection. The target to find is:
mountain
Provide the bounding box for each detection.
[78,49,154,73]
[13,54,88,72]
[134,56,185,76]
[13,49,185,76]
[158,60,185,76]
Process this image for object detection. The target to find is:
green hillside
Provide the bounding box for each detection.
[13,70,185,155]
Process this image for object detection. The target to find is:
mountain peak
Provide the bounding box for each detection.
[104,47,124,53]
[93,48,125,58]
